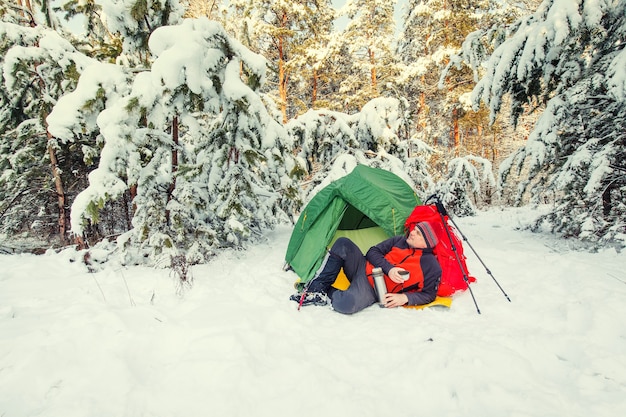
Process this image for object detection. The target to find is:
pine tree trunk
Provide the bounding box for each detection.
[602,185,614,216]
[124,189,134,231]
[23,0,66,244]
[278,12,288,124]
[15,0,35,26]
[166,116,179,225]
[312,68,318,106]
[368,48,377,93]
[127,184,137,230]
[418,88,427,130]
[47,131,68,245]
[476,124,485,159]
[452,108,460,152]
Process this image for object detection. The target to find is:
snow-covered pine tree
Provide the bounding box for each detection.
[97,0,185,67]
[55,0,125,63]
[184,0,228,19]
[284,0,336,113]
[0,19,93,245]
[194,47,302,256]
[398,0,506,155]
[337,0,399,112]
[465,0,626,246]
[227,0,336,123]
[287,96,437,201]
[47,62,135,243]
[352,97,408,156]
[353,97,433,188]
[286,108,357,174]
[403,136,436,197]
[432,155,497,216]
[69,18,300,266]
[316,38,360,112]
[45,1,187,249]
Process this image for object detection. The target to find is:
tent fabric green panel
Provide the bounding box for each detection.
[285,165,421,283]
[330,226,390,254]
[337,204,377,229]
[285,195,346,281]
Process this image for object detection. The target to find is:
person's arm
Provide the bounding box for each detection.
[383,292,409,308]
[365,236,404,275]
[405,253,441,305]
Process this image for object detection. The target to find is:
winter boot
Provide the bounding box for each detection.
[289,292,329,307]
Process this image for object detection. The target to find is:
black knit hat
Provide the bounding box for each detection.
[414,221,439,249]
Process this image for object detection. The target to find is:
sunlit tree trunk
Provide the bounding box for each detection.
[185,0,219,18]
[491,131,499,162]
[368,47,377,93]
[278,11,288,124]
[47,131,68,244]
[418,83,427,129]
[22,0,68,243]
[311,68,318,105]
[452,107,460,153]
[166,116,179,225]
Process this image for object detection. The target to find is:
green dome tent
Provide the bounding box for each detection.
[285,165,421,286]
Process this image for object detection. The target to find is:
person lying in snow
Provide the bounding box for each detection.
[290,221,442,314]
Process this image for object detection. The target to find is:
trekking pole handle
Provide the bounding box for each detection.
[435,201,448,216]
[425,194,438,205]
[425,194,449,216]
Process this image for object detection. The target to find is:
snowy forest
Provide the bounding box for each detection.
[0,0,624,268]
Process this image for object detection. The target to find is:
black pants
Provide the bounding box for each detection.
[310,237,377,314]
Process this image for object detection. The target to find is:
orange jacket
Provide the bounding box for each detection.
[366,247,425,293]
[365,236,442,305]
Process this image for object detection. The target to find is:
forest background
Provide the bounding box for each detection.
[0,0,624,271]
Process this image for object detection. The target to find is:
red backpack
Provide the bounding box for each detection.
[404,205,476,296]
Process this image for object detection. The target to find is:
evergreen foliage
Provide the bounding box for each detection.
[338,0,398,112]
[286,108,358,173]
[1,0,623,261]
[226,0,337,122]
[0,21,93,243]
[55,0,125,62]
[433,155,497,216]
[66,18,302,265]
[398,0,518,155]
[286,97,440,207]
[99,0,185,66]
[462,0,626,246]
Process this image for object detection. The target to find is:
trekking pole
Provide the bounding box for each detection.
[426,196,481,314]
[445,213,511,302]
[427,195,511,303]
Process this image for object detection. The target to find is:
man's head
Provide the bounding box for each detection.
[407,221,439,249]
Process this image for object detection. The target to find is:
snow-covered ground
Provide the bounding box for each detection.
[1,206,625,417]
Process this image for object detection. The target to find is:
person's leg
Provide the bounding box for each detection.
[317,238,377,314]
[307,237,364,293]
[330,272,377,314]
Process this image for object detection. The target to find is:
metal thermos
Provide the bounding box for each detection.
[372,267,387,307]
